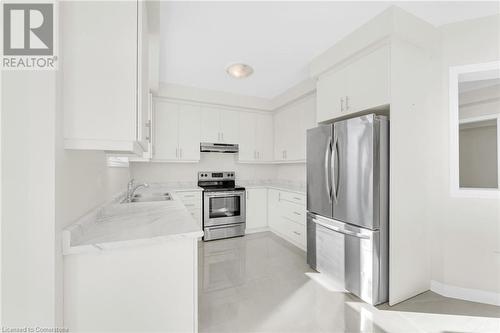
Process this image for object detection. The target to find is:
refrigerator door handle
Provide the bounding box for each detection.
[331,134,339,202]
[325,137,333,202]
[312,218,370,240]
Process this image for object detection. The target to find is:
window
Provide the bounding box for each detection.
[450,62,500,198]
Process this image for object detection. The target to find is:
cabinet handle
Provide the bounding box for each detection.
[145,120,152,141]
[345,96,349,111]
[340,97,345,112]
[293,197,301,201]
[293,231,301,236]
[257,151,260,160]
[293,211,301,216]
[180,148,183,159]
[285,150,287,159]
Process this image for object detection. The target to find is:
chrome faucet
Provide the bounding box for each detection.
[125,179,150,203]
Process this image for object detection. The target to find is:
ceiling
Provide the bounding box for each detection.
[160,1,499,99]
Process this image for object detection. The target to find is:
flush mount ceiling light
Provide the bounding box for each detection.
[226,63,254,79]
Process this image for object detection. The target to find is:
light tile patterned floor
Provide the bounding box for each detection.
[198,232,500,333]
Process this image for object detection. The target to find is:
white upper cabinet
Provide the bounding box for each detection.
[317,66,348,123]
[200,107,239,144]
[178,104,201,161]
[238,112,273,162]
[154,101,179,160]
[255,113,274,161]
[200,107,221,143]
[316,45,390,123]
[62,1,154,155]
[238,112,257,161]
[219,110,239,144]
[274,94,316,162]
[154,100,201,162]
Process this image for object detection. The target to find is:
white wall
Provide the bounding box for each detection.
[429,15,500,300]
[1,71,57,326]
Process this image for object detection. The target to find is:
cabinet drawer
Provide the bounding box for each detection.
[279,191,306,206]
[283,217,306,247]
[281,202,306,225]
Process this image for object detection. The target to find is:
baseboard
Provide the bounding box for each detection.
[430,280,500,306]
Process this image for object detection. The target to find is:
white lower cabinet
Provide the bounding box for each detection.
[267,189,306,250]
[246,188,268,230]
[175,190,202,228]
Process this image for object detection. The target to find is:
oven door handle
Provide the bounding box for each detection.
[205,191,245,198]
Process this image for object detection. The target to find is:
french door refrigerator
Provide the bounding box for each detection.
[306,114,389,305]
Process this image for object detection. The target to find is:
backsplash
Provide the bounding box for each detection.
[129,153,305,185]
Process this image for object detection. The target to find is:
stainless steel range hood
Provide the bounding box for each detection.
[200,142,239,153]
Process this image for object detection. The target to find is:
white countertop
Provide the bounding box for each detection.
[238,180,306,195]
[63,185,203,255]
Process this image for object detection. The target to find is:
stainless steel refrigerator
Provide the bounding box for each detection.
[306,114,389,305]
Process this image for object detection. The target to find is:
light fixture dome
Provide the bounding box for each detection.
[226,63,254,79]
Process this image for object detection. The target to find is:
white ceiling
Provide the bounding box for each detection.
[160,1,499,99]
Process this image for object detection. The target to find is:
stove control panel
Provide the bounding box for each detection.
[198,171,235,181]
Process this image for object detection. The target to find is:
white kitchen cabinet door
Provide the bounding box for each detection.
[154,101,179,160]
[274,110,289,161]
[291,95,316,161]
[137,0,150,151]
[238,112,257,161]
[285,103,303,161]
[256,113,274,161]
[62,1,146,154]
[246,189,268,230]
[267,189,282,231]
[178,104,201,161]
[316,66,348,123]
[200,107,221,143]
[346,46,390,113]
[220,109,239,144]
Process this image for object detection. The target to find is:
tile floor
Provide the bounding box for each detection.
[198,232,500,333]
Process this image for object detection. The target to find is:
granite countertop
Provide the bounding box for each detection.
[62,185,203,255]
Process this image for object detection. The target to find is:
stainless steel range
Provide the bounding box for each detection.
[198,171,246,241]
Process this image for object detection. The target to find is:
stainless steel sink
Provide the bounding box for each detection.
[122,192,173,203]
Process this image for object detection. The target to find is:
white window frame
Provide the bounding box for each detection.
[449,61,500,199]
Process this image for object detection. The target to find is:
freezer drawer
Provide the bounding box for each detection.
[307,215,345,289]
[307,213,388,305]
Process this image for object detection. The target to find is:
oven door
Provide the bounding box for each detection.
[203,190,246,227]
